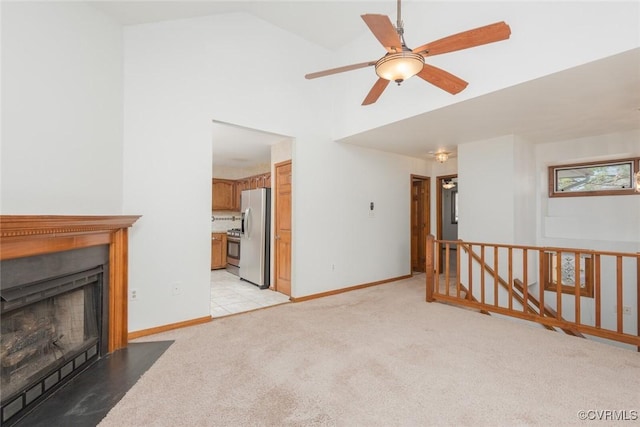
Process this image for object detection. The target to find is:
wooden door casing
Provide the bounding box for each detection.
[274,161,292,296]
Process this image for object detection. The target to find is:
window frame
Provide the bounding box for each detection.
[543,251,594,298]
[548,157,640,198]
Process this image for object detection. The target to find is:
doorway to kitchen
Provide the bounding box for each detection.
[410,175,430,273]
[436,174,458,275]
[210,121,293,317]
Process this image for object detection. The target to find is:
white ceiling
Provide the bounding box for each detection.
[92,1,382,50]
[211,121,289,168]
[93,1,640,166]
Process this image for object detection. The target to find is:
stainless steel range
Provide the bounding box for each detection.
[225,228,240,276]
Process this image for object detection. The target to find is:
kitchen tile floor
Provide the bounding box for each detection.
[210,269,290,317]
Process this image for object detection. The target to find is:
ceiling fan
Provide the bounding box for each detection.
[305,0,511,105]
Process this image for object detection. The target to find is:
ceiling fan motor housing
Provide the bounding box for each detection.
[375,49,425,84]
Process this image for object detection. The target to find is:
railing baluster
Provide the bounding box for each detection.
[508,248,513,310]
[445,243,450,296]
[435,239,440,296]
[467,243,473,301]
[556,250,562,320]
[523,249,529,314]
[539,250,545,316]
[595,254,601,328]
[481,245,486,305]
[617,256,623,333]
[456,242,461,298]
[574,251,581,325]
[494,246,499,307]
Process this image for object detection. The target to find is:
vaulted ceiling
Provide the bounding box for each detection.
[93,1,640,166]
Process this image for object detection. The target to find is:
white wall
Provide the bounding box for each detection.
[293,140,430,296]
[458,135,535,244]
[536,130,640,251]
[1,2,123,214]
[122,12,428,331]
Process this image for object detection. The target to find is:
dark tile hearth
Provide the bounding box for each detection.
[14,341,172,427]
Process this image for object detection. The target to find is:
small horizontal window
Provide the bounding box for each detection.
[549,157,640,197]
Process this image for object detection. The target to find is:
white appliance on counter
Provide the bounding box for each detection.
[240,188,270,288]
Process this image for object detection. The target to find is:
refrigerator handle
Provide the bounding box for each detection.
[243,208,251,238]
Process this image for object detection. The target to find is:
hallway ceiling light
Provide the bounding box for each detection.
[429,151,453,163]
[435,152,449,163]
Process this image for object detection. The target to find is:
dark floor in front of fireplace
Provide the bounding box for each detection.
[14,341,173,427]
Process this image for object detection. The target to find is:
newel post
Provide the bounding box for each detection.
[636,252,639,352]
[426,234,435,302]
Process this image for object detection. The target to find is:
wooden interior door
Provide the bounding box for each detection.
[411,176,430,272]
[274,160,292,296]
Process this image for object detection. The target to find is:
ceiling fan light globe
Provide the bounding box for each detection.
[375,52,424,82]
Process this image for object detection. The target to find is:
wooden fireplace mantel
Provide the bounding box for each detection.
[0,215,141,352]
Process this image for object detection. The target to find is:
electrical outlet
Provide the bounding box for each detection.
[130,288,138,301]
[172,283,182,296]
[615,305,632,315]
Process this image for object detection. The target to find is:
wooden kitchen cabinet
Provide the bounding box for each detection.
[249,176,258,190]
[215,173,271,211]
[211,232,227,269]
[235,179,250,211]
[212,179,235,211]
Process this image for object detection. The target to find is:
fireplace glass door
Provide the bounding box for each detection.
[1,264,103,425]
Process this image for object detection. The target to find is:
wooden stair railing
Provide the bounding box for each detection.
[425,235,640,350]
[512,278,585,338]
[457,242,558,333]
[457,282,491,315]
[459,241,585,337]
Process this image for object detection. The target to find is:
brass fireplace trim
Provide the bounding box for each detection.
[0,215,140,352]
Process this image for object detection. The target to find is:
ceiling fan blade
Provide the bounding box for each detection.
[417,64,468,94]
[362,78,390,105]
[361,14,402,53]
[305,61,377,80]
[413,21,511,57]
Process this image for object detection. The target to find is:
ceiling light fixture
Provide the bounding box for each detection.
[375,50,425,84]
[442,179,456,190]
[434,152,450,163]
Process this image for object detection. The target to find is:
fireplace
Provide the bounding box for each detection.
[0,215,139,426]
[1,246,110,424]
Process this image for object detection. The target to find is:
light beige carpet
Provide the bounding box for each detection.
[99,275,640,426]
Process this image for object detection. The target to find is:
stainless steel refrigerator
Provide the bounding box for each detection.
[240,188,270,289]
